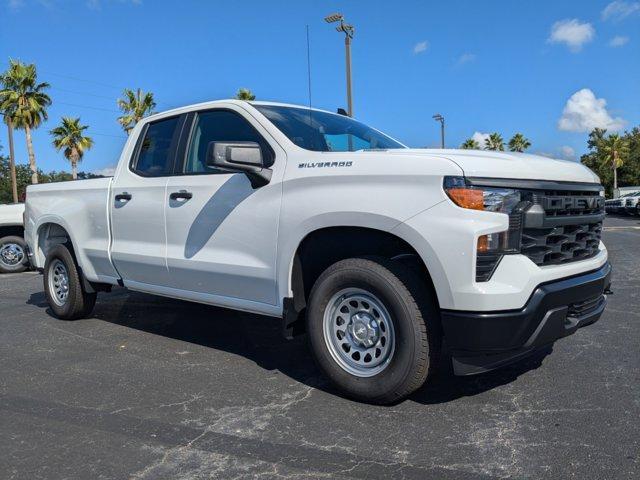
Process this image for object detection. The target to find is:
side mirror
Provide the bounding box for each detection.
[206,141,272,188]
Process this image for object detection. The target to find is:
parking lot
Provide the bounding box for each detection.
[1,215,638,480]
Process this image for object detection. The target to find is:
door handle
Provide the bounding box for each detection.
[170,190,193,201]
[115,192,132,202]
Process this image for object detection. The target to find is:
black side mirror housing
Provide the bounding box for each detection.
[206,141,272,188]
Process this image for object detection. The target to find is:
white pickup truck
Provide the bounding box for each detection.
[25,100,611,403]
[0,203,28,273]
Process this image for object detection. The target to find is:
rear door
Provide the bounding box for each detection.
[164,106,285,310]
[110,114,186,288]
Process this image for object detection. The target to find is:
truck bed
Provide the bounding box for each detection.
[25,178,121,284]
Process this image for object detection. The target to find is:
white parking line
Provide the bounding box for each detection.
[603,226,640,230]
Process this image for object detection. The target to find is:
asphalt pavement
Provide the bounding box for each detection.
[1,215,638,479]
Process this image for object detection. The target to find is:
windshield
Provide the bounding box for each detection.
[254,105,405,152]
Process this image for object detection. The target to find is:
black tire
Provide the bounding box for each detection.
[0,235,28,274]
[43,244,97,320]
[306,257,441,404]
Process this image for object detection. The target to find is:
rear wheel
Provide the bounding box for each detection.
[306,257,441,404]
[0,236,28,274]
[44,244,96,320]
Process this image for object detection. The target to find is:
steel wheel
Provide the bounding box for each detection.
[0,242,25,268]
[323,287,396,377]
[48,259,70,306]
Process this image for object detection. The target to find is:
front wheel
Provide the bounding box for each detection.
[306,257,441,404]
[0,236,28,274]
[44,244,96,320]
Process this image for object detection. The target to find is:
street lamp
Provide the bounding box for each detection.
[325,12,355,117]
[433,113,445,148]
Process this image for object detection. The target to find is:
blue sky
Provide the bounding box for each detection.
[1,0,639,175]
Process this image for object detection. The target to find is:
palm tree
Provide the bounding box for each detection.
[587,127,607,150]
[0,59,51,184]
[598,133,629,191]
[117,88,156,134]
[50,117,94,180]
[507,133,531,152]
[484,133,504,151]
[235,88,256,100]
[461,138,480,150]
[0,114,19,203]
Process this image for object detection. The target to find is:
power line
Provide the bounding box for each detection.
[56,101,120,113]
[50,86,116,101]
[40,70,124,91]
[91,132,127,139]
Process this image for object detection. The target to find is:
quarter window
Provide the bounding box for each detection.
[184,110,272,174]
[132,116,181,177]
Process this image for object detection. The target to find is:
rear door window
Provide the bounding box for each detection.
[132,116,181,177]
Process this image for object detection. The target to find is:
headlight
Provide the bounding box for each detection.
[443,176,521,215]
[443,177,525,274]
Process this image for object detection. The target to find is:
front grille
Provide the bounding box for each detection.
[520,187,604,266]
[521,223,602,265]
[567,294,605,318]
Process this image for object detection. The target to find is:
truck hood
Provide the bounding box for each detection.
[381,149,600,184]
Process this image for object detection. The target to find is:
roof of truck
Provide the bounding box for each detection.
[144,99,345,122]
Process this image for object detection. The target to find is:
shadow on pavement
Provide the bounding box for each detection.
[27,288,550,405]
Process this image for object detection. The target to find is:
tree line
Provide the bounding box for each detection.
[460,132,531,152]
[458,128,640,197]
[1,55,638,200]
[0,57,256,203]
[580,127,640,196]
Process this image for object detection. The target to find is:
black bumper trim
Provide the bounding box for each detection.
[442,262,611,375]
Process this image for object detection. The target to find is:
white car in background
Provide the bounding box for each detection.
[623,193,640,215]
[605,191,639,215]
[0,203,28,273]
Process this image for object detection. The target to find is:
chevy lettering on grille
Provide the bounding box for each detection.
[541,195,604,213]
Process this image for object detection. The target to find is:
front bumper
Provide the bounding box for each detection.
[441,262,612,375]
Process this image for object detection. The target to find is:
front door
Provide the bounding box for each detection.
[164,107,285,310]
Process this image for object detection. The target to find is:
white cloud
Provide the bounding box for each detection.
[94,165,116,177]
[471,132,490,149]
[609,35,629,46]
[548,19,595,52]
[413,41,429,54]
[602,1,640,21]
[558,88,626,133]
[559,146,576,160]
[457,53,476,65]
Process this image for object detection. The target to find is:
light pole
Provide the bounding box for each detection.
[433,113,445,148]
[325,13,355,117]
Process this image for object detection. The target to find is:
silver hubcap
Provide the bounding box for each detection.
[0,243,24,267]
[323,288,395,377]
[48,260,70,306]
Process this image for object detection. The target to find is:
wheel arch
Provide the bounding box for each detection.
[281,223,442,336]
[34,217,78,269]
